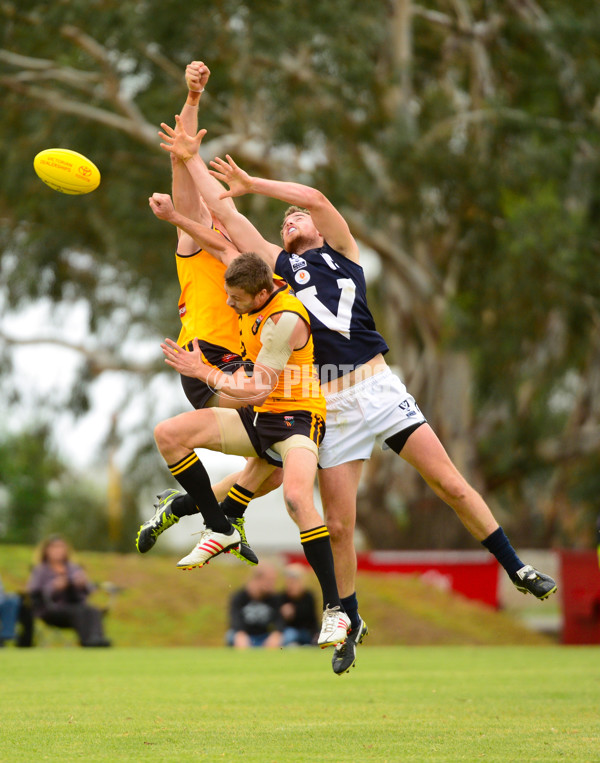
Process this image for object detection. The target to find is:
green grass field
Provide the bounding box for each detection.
[2,646,599,762]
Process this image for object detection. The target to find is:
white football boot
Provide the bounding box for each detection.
[317,605,351,648]
[177,527,241,570]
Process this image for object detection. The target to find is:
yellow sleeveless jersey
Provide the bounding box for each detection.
[175,241,239,353]
[240,283,326,418]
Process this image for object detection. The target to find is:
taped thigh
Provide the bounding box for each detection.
[272,434,318,465]
[212,408,258,458]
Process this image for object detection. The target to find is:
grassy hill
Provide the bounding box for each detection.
[1,544,553,647]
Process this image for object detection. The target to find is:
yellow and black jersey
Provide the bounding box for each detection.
[175,236,239,355]
[239,282,326,418]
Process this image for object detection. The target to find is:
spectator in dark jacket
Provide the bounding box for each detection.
[278,564,318,646]
[27,535,111,647]
[226,563,284,649]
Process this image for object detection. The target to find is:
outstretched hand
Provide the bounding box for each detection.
[148,192,176,221]
[159,115,207,161]
[161,337,209,380]
[208,155,253,199]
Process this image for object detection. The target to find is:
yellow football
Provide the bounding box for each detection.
[33,148,101,195]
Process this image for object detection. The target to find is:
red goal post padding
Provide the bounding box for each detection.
[559,550,600,645]
[282,550,500,608]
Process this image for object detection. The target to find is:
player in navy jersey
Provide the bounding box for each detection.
[159,119,557,675]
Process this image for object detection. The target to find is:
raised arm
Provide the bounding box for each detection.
[210,155,360,263]
[170,61,212,251]
[180,61,209,133]
[149,193,239,266]
[159,116,281,268]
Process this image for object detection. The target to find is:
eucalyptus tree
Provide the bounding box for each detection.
[2,0,599,547]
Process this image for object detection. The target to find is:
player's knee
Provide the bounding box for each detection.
[325,515,354,545]
[438,474,470,506]
[283,488,300,518]
[154,418,178,452]
[283,484,310,521]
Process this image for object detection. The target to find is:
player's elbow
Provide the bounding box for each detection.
[221,246,241,267]
[247,376,277,407]
[303,188,328,212]
[249,388,272,407]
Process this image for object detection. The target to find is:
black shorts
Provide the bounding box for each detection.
[180,340,246,410]
[237,408,326,467]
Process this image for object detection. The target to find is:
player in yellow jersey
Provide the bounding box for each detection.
[136,62,280,562]
[145,203,350,647]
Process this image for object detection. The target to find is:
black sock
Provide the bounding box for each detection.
[168,454,232,534]
[221,484,254,519]
[171,494,199,518]
[300,526,342,610]
[481,526,524,577]
[340,593,360,631]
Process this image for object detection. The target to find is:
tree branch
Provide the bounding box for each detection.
[412,4,503,40]
[418,107,584,148]
[0,49,101,92]
[0,78,158,145]
[0,331,161,376]
[505,0,586,112]
[141,43,184,84]
[342,207,438,300]
[61,25,153,131]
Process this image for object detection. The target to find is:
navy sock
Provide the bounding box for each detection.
[340,593,360,631]
[481,526,524,577]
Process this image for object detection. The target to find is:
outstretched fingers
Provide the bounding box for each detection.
[160,121,176,137]
[163,337,183,353]
[209,155,231,173]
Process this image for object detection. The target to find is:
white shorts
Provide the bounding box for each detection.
[318,367,426,469]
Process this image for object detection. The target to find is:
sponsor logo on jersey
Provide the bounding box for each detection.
[295,269,311,285]
[178,302,187,317]
[289,254,308,272]
[221,353,239,363]
[251,314,265,335]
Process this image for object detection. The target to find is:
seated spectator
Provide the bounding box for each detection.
[226,563,284,649]
[0,575,33,648]
[278,564,319,647]
[27,535,111,647]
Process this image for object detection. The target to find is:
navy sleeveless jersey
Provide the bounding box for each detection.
[275,242,389,383]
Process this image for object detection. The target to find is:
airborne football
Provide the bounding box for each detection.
[33,148,101,195]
